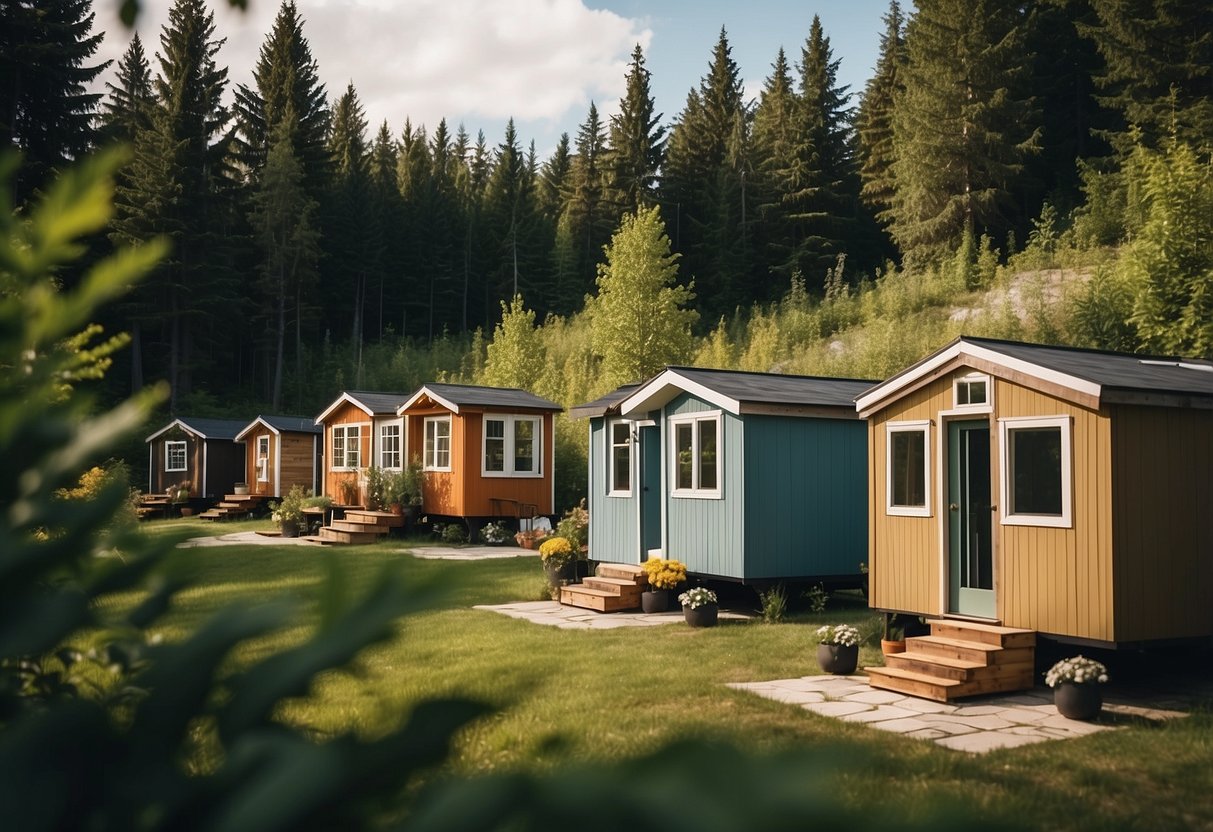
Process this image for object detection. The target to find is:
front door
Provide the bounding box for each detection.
[948,420,995,618]
[639,425,662,560]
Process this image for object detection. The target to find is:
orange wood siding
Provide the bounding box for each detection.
[245,427,275,495]
[279,433,318,496]
[994,380,1114,641]
[1111,404,1213,642]
[322,403,372,504]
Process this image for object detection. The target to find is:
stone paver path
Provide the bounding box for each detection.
[730,675,1188,753]
[408,545,539,561]
[180,530,320,547]
[476,600,753,629]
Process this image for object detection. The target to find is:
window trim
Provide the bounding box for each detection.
[608,419,632,497]
[953,372,993,412]
[256,435,270,482]
[998,415,1072,528]
[481,414,543,478]
[379,421,403,470]
[331,424,363,471]
[424,416,452,473]
[886,420,931,517]
[165,440,188,473]
[669,411,722,500]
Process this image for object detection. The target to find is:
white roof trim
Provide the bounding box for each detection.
[855,340,1104,416]
[314,392,376,424]
[234,417,282,442]
[618,369,741,418]
[145,418,203,443]
[397,385,461,416]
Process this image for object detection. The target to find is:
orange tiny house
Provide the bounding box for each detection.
[857,336,1213,648]
[314,391,409,505]
[397,383,562,521]
[145,417,247,500]
[234,416,322,498]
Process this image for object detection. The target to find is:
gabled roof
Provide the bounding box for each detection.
[855,336,1213,416]
[314,390,410,424]
[568,383,642,419]
[398,382,562,416]
[146,417,248,443]
[618,367,877,419]
[234,415,322,441]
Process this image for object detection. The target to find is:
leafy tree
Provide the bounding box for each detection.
[0,0,108,203]
[589,206,698,387]
[482,295,545,391]
[889,0,1040,265]
[604,44,666,216]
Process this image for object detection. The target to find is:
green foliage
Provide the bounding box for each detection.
[804,584,829,614]
[554,499,589,553]
[270,482,311,528]
[482,295,545,391]
[758,584,788,624]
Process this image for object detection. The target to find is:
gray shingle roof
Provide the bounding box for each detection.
[568,384,641,419]
[257,415,322,434]
[346,391,411,415]
[664,366,878,408]
[412,383,562,412]
[174,417,248,441]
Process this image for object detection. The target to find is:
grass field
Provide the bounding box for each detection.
[110,521,1213,830]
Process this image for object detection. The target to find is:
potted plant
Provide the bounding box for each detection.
[816,624,861,675]
[539,536,576,588]
[397,458,424,526]
[641,558,687,613]
[233,482,249,496]
[480,521,510,545]
[270,484,309,538]
[1045,655,1109,720]
[880,613,906,655]
[678,586,718,628]
[338,477,359,507]
[515,527,549,550]
[364,465,387,511]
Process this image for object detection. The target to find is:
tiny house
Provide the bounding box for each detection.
[234,415,322,498]
[570,367,875,583]
[397,383,562,522]
[145,417,247,500]
[856,336,1213,647]
[314,391,410,505]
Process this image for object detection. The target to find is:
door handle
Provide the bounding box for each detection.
[949,503,959,511]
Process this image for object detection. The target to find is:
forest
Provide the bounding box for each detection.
[3,0,1211,506]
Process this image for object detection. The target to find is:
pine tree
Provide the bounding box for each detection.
[483,120,547,322]
[0,0,108,203]
[604,44,666,216]
[100,33,154,145]
[889,0,1041,265]
[426,119,465,335]
[368,121,400,340]
[589,206,698,387]
[538,132,571,221]
[560,103,611,301]
[857,1,904,224]
[749,48,799,301]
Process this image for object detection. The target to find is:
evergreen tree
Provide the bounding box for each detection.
[604,44,666,216]
[539,132,571,221]
[232,0,330,191]
[483,120,547,322]
[0,0,108,203]
[368,121,401,340]
[426,118,465,335]
[560,102,611,303]
[749,48,799,301]
[856,1,905,225]
[889,0,1041,265]
[100,33,154,145]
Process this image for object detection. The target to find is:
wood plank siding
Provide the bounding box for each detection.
[1111,404,1213,642]
[150,432,201,497]
[246,426,276,495]
[587,417,639,564]
[323,402,372,504]
[279,433,319,496]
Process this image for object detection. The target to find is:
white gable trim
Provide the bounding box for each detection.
[315,392,376,424]
[398,385,461,416]
[855,340,1103,417]
[146,418,204,443]
[235,417,282,442]
[619,369,740,418]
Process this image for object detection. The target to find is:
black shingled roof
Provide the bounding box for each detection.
[256,415,322,434]
[415,383,562,411]
[174,417,247,441]
[661,366,877,409]
[567,384,641,419]
[345,390,411,415]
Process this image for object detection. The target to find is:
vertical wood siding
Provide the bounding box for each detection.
[246,427,275,495]
[1112,404,1213,642]
[279,433,319,496]
[322,403,372,503]
[743,416,868,580]
[587,418,639,563]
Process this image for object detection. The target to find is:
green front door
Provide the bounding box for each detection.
[948,420,995,618]
[639,425,662,559]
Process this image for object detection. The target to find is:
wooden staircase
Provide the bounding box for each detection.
[199,493,266,520]
[865,620,1036,702]
[306,509,404,545]
[559,563,647,612]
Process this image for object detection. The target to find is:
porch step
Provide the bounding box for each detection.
[582,576,643,594]
[301,535,333,545]
[865,619,1036,702]
[318,527,382,545]
[343,509,405,528]
[328,519,390,535]
[558,585,640,612]
[594,563,648,584]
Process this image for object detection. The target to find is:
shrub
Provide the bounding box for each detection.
[804,584,828,614]
[435,522,466,544]
[678,586,717,609]
[538,536,575,569]
[643,558,687,590]
[555,499,589,552]
[480,521,511,544]
[758,584,787,624]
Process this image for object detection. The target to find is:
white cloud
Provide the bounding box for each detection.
[94,0,649,140]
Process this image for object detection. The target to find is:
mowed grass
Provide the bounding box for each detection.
[102,520,1213,830]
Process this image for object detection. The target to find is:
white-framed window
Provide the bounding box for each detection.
[424,416,451,471]
[608,420,632,496]
[482,415,543,477]
[954,373,991,410]
[886,420,931,517]
[670,412,721,499]
[165,440,187,472]
[256,435,270,481]
[999,416,1072,528]
[331,424,362,470]
[380,422,402,469]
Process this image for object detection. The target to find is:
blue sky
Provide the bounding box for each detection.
[95,0,894,159]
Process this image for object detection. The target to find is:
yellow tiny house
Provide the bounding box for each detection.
[858,337,1213,648]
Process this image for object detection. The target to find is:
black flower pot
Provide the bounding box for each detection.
[280,521,299,539]
[817,643,859,675]
[683,603,718,628]
[1054,682,1103,720]
[641,589,670,613]
[544,561,577,588]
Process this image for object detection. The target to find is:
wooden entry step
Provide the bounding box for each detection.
[344,509,405,528]
[558,563,648,612]
[865,619,1035,703]
[318,527,382,545]
[313,508,402,545]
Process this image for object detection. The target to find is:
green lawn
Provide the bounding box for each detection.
[109,520,1213,830]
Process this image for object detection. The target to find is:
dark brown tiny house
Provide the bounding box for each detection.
[145,417,247,500]
[234,415,322,498]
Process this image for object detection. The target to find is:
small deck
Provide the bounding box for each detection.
[304,509,404,545]
[198,493,268,521]
[558,563,647,612]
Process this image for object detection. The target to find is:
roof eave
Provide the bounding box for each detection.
[618,369,740,418]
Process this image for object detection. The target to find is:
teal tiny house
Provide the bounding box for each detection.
[570,367,875,583]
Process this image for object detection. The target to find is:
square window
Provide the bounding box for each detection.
[1000,416,1072,528]
[954,374,990,409]
[670,413,721,498]
[165,440,187,473]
